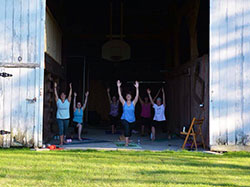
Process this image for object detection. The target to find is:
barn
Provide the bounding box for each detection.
[0,0,249,151]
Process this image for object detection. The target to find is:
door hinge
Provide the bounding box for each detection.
[0,72,13,78]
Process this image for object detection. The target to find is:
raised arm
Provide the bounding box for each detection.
[73,92,77,111]
[147,88,155,105]
[68,83,72,103]
[54,82,59,102]
[153,88,161,102]
[107,88,112,104]
[83,91,89,110]
[139,96,144,105]
[117,80,125,105]
[133,81,139,105]
[162,88,166,107]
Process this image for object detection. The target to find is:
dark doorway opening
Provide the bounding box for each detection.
[44,0,209,147]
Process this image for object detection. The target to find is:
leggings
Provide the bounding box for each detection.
[57,119,69,136]
[121,120,135,137]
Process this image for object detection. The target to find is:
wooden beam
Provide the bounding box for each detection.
[65,32,171,41]
[45,53,66,79]
[0,63,39,68]
[186,0,200,61]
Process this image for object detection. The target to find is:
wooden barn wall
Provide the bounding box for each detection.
[88,80,110,122]
[210,0,250,151]
[166,55,209,146]
[45,8,62,65]
[43,72,59,142]
[166,73,191,135]
[0,0,46,147]
[191,55,209,146]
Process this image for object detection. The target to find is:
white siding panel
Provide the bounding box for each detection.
[2,68,12,147]
[0,0,6,61]
[210,0,221,146]
[0,69,4,147]
[0,0,45,147]
[242,1,250,146]
[226,0,236,145]
[13,0,22,64]
[4,0,14,63]
[210,0,250,148]
[0,0,42,65]
[0,68,40,147]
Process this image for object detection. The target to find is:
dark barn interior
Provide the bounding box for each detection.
[44,0,209,145]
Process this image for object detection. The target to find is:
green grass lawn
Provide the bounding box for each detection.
[0,149,250,187]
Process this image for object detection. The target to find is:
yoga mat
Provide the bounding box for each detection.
[64,138,110,145]
[114,142,142,149]
[145,138,170,142]
[105,130,122,135]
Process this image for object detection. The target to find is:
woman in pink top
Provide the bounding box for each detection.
[139,89,161,136]
[107,88,119,134]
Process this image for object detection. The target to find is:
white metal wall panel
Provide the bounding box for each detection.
[210,0,250,148]
[0,0,45,147]
[0,0,44,66]
[0,68,34,147]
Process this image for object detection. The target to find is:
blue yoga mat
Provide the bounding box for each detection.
[105,130,122,135]
[64,138,110,145]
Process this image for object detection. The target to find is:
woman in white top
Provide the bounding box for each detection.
[54,82,72,145]
[147,88,167,141]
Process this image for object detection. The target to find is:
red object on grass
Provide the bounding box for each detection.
[48,145,56,150]
[47,145,64,151]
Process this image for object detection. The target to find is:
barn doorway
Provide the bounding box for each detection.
[43,0,209,149]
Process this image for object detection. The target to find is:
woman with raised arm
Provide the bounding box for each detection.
[107,88,119,134]
[73,91,89,140]
[139,88,161,136]
[54,82,72,145]
[117,80,139,146]
[147,88,167,141]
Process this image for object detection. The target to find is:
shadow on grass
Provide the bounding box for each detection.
[75,177,250,187]
[2,172,248,187]
[1,150,250,171]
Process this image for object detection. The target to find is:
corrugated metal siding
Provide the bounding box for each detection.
[210,0,250,148]
[0,0,44,66]
[0,0,45,147]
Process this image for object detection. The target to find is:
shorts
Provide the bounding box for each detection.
[141,117,151,127]
[151,120,168,132]
[109,115,119,127]
[73,121,83,126]
[57,119,69,136]
[121,119,136,137]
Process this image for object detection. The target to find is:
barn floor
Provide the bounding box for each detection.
[47,125,205,151]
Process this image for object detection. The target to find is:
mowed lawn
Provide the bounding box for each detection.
[0,149,250,187]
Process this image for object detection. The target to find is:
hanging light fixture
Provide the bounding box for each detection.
[102,0,131,61]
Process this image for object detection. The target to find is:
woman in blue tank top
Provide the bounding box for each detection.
[73,91,89,141]
[117,80,139,146]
